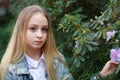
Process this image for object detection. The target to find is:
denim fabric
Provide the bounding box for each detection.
[90,76,98,80]
[5,55,74,80]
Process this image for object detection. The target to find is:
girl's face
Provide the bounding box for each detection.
[26,12,48,50]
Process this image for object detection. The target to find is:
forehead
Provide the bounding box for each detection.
[28,12,48,26]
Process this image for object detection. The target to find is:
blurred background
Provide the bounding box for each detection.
[0,0,120,80]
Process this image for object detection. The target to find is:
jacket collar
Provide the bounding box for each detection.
[16,56,30,75]
[15,55,59,78]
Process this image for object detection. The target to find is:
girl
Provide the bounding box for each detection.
[0,5,74,80]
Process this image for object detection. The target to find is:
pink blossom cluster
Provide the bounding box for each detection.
[75,40,79,48]
[110,48,120,64]
[106,30,116,41]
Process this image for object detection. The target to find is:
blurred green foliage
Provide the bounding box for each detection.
[0,0,120,79]
[0,24,13,59]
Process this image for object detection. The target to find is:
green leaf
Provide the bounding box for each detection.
[94,31,102,40]
[115,64,120,74]
[87,33,94,40]
[76,46,83,53]
[86,44,93,51]
[74,57,81,68]
[102,29,107,39]
[79,56,85,62]
[88,42,98,46]
[73,30,79,37]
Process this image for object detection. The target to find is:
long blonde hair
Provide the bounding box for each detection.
[0,5,63,80]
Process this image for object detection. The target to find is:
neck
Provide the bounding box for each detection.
[26,48,42,61]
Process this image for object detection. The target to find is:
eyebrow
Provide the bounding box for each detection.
[28,24,48,27]
[42,25,48,27]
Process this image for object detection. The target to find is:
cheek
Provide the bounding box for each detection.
[26,32,29,41]
[26,31,33,42]
[44,33,48,40]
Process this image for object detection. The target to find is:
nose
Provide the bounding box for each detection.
[36,29,42,38]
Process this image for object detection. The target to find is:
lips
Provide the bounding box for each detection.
[34,41,43,45]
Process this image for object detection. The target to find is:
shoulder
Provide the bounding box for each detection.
[54,52,65,65]
[5,57,29,80]
[5,62,18,79]
[7,62,17,72]
[54,52,69,71]
[7,57,28,72]
[54,53,74,80]
[54,52,65,61]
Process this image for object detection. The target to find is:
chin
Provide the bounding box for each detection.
[33,46,42,49]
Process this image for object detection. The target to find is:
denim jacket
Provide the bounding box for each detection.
[90,76,98,80]
[5,56,74,80]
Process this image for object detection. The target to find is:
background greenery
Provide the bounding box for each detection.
[0,0,120,80]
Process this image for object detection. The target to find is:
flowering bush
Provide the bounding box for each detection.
[1,0,120,79]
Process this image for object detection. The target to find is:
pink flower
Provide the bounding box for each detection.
[75,40,79,48]
[106,30,116,41]
[110,48,120,64]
